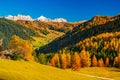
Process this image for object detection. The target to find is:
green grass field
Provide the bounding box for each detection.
[0,59,120,80]
[32,30,64,47]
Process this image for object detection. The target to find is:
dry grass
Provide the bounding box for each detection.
[79,67,120,80]
[0,59,119,80]
[0,59,98,80]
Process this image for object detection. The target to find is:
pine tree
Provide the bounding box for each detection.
[38,53,46,64]
[91,55,97,67]
[72,52,81,71]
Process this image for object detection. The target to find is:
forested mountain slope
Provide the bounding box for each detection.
[0,18,36,49]
[38,15,120,53]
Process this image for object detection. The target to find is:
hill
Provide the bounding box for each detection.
[38,14,120,53]
[0,59,98,80]
[0,18,82,49]
[15,20,81,34]
[0,18,36,49]
[14,20,82,48]
[0,59,120,80]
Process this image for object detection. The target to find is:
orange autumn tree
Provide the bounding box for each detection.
[97,58,104,67]
[50,54,60,68]
[61,53,67,69]
[91,55,97,67]
[8,35,33,60]
[105,57,109,67]
[72,52,81,71]
[23,40,34,60]
[80,50,91,67]
[114,54,120,68]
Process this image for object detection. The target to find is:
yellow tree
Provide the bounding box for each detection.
[50,54,60,68]
[91,55,97,67]
[80,50,91,67]
[8,35,33,60]
[72,52,81,71]
[61,53,67,69]
[105,57,109,67]
[24,40,34,60]
[97,58,104,67]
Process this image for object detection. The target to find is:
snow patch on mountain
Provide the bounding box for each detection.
[37,16,67,22]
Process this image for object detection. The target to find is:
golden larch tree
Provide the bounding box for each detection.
[97,58,104,67]
[80,50,91,67]
[8,35,33,60]
[72,52,81,71]
[61,53,67,69]
[105,57,109,67]
[50,54,60,68]
[91,55,97,67]
[114,54,120,68]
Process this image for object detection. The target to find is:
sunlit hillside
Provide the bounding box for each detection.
[32,30,64,47]
[0,59,99,80]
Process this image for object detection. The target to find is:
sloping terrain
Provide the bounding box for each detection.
[15,20,81,48]
[0,18,36,49]
[38,15,120,53]
[15,20,80,34]
[0,18,80,49]
[32,30,64,48]
[0,59,99,80]
[0,59,120,80]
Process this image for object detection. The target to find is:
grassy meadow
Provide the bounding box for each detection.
[0,59,120,80]
[79,67,120,80]
[32,30,64,47]
[0,59,97,80]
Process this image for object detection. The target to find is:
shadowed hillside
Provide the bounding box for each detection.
[38,15,120,53]
[0,18,36,49]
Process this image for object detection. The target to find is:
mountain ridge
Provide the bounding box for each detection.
[38,14,120,53]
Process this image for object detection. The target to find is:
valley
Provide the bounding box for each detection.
[0,14,120,80]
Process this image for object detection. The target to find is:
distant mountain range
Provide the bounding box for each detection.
[5,14,67,22]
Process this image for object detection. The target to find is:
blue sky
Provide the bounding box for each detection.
[0,0,120,22]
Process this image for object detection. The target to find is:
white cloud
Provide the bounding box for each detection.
[5,14,33,21]
[5,14,67,22]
